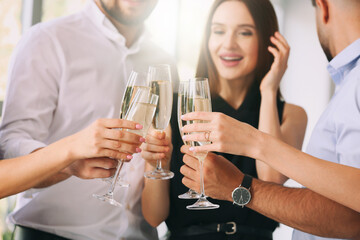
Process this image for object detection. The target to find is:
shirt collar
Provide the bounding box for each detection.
[83,0,147,54]
[327,38,360,86]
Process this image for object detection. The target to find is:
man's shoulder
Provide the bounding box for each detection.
[27,11,87,39]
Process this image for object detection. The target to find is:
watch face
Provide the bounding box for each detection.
[233,187,251,206]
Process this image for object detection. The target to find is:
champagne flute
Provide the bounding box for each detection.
[144,64,174,180]
[184,78,219,210]
[103,71,149,187]
[177,81,201,199]
[93,88,158,207]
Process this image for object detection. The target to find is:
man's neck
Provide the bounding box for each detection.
[95,0,143,48]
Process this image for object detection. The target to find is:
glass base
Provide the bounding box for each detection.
[178,189,201,199]
[144,169,174,180]
[93,193,122,207]
[186,197,219,210]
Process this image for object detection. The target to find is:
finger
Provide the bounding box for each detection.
[102,129,144,144]
[182,176,199,193]
[180,145,195,156]
[85,157,119,169]
[182,154,199,170]
[147,130,166,140]
[181,112,214,121]
[271,34,289,55]
[188,144,214,153]
[180,164,197,180]
[100,139,141,154]
[182,132,210,143]
[270,35,287,54]
[83,167,117,179]
[98,149,133,161]
[144,134,169,146]
[141,151,166,162]
[268,46,280,62]
[182,122,213,134]
[97,118,142,130]
[142,143,170,153]
[275,32,289,48]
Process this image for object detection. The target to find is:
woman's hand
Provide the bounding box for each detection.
[63,118,145,179]
[181,112,260,157]
[260,32,290,94]
[141,129,172,169]
[180,145,243,202]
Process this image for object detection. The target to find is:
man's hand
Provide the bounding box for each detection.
[180,145,244,202]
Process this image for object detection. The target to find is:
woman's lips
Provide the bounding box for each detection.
[219,55,243,67]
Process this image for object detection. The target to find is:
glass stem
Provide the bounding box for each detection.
[108,160,124,194]
[155,129,164,172]
[156,159,162,171]
[199,159,206,199]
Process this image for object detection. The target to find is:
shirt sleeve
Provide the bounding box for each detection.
[336,75,360,168]
[0,24,62,159]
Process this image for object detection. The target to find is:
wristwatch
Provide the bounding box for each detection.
[232,174,253,207]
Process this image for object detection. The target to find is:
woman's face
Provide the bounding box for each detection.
[208,1,259,83]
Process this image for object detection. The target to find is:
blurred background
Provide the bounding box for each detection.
[0,0,332,239]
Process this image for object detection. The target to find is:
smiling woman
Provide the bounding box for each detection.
[141,0,307,240]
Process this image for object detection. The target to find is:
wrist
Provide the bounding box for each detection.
[227,172,244,202]
[60,134,78,166]
[260,89,277,99]
[255,131,272,165]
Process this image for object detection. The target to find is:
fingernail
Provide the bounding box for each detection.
[189,147,195,152]
[182,135,187,140]
[136,147,142,153]
[136,124,143,129]
[181,115,185,120]
[127,155,133,160]
[139,137,146,142]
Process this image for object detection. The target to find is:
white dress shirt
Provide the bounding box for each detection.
[0,1,177,239]
[292,39,360,240]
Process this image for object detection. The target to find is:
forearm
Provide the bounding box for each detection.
[257,91,287,183]
[247,179,360,238]
[0,138,73,198]
[256,132,360,213]
[142,163,170,227]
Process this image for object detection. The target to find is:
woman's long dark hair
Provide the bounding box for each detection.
[196,0,281,98]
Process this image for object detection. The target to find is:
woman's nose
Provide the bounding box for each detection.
[222,33,237,49]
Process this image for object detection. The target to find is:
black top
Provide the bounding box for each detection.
[166,84,284,240]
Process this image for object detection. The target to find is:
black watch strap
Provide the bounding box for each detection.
[241,174,253,189]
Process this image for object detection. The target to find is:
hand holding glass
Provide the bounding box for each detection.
[144,64,174,180]
[93,88,158,207]
[182,78,219,210]
[177,81,201,199]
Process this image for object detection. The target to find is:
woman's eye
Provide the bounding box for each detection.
[212,29,225,35]
[239,31,253,36]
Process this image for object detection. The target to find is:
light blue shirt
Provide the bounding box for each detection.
[292,38,360,240]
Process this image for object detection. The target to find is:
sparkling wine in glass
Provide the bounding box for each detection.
[103,71,150,187]
[144,64,174,180]
[184,78,219,210]
[93,88,158,207]
[177,81,201,199]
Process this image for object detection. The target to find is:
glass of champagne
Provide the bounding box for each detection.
[177,81,201,199]
[103,71,150,187]
[183,78,219,210]
[144,64,174,180]
[93,88,158,207]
